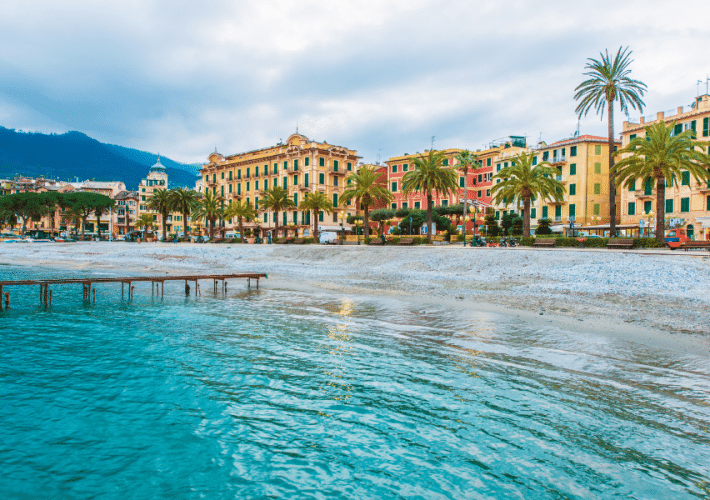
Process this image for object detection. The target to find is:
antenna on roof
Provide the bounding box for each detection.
[698,80,702,97]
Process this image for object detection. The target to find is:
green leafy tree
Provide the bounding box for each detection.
[491,152,565,238]
[402,150,458,242]
[299,191,333,243]
[259,186,296,238]
[536,218,553,235]
[484,214,500,237]
[148,189,172,239]
[454,150,481,244]
[398,209,427,235]
[370,208,395,235]
[340,166,393,239]
[575,46,647,236]
[135,213,155,237]
[613,120,710,242]
[194,190,225,239]
[0,193,45,234]
[223,200,256,242]
[62,192,114,240]
[169,188,200,242]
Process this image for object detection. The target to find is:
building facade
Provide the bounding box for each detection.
[619,94,710,240]
[199,133,360,237]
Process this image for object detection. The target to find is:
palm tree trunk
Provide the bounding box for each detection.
[183,211,189,242]
[462,168,468,245]
[523,197,531,238]
[274,211,279,240]
[313,209,319,243]
[162,212,167,240]
[239,218,245,243]
[426,191,433,242]
[364,205,370,239]
[655,175,666,243]
[209,219,214,239]
[96,214,102,239]
[81,216,87,240]
[607,99,617,237]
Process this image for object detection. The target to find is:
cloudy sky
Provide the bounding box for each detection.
[1,0,709,165]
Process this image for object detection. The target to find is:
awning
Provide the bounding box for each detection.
[695,217,710,229]
[318,225,351,231]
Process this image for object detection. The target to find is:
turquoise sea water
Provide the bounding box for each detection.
[1,265,709,499]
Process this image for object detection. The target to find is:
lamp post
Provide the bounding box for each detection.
[339,210,346,244]
[645,210,655,238]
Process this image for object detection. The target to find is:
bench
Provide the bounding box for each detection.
[607,238,634,249]
[399,238,414,246]
[293,238,305,244]
[283,238,294,244]
[533,238,556,247]
[368,239,384,245]
[679,241,710,251]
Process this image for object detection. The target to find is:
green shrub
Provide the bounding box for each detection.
[303,237,314,244]
[633,237,663,248]
[520,236,535,246]
[364,237,372,245]
[412,236,431,245]
[386,237,400,245]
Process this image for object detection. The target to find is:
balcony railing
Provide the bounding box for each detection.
[554,216,563,222]
[550,155,567,164]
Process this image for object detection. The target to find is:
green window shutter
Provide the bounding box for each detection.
[644,200,652,213]
[707,195,710,211]
[666,198,674,213]
[569,204,576,217]
[628,202,635,216]
[334,160,339,171]
[246,182,250,192]
[273,164,278,174]
[294,159,298,171]
[495,211,500,220]
[319,173,325,184]
[333,193,338,207]
[293,193,298,206]
[273,213,277,223]
[273,178,277,187]
[283,177,287,189]
[681,197,690,212]
[459,177,465,187]
[704,117,709,137]
[283,212,287,225]
[392,182,397,192]
[319,211,324,222]
[569,184,576,196]
[542,206,548,219]
[691,121,697,132]
[305,157,310,166]
[294,175,298,186]
[319,158,325,167]
[542,152,548,161]
[443,159,449,166]
[283,161,288,170]
[674,123,682,136]
[246,168,250,178]
[237,184,241,195]
[403,163,408,171]
[682,171,690,185]
[304,173,309,187]
[628,180,635,192]
[228,184,232,193]
[594,162,601,174]
[532,156,538,165]
[391,203,397,209]
[531,208,536,219]
[593,183,601,195]
[264,213,267,223]
[255,181,259,191]
[221,186,224,196]
[414,201,420,209]
[347,162,352,171]
[255,166,259,176]
[486,158,491,166]
[237,170,241,179]
[554,205,561,218]
[570,146,577,157]
[629,134,636,141]
[570,163,576,175]
[644,178,652,195]
[504,162,509,168]
[593,203,600,215]
[392,165,397,173]
[595,145,602,155]
[255,197,259,209]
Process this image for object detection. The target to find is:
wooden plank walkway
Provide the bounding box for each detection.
[0,273,267,309]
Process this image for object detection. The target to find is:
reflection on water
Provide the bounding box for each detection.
[0,266,709,499]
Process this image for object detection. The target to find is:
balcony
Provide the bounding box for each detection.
[555,175,567,184]
[554,216,563,222]
[635,190,654,199]
[698,184,710,193]
[550,155,567,165]
[330,168,346,175]
[297,184,310,191]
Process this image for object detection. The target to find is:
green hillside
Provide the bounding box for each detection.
[0,127,199,190]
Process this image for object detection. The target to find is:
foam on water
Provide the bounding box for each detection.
[1,265,709,499]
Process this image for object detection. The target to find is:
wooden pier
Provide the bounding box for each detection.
[0,273,267,309]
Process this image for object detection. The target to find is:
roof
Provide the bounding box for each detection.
[547,135,619,147]
[150,156,166,171]
[114,190,139,200]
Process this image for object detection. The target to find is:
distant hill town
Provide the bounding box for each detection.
[0,126,199,190]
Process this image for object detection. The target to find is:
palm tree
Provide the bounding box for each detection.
[454,150,482,245]
[169,188,200,242]
[575,46,647,236]
[299,191,334,243]
[194,190,225,239]
[223,200,256,242]
[135,213,155,238]
[613,120,710,242]
[259,186,296,238]
[148,189,172,239]
[340,165,393,239]
[401,150,458,242]
[490,152,565,238]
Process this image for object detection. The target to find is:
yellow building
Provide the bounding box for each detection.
[493,135,620,235]
[620,94,710,240]
[200,133,360,237]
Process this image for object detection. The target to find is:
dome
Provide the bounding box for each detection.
[150,156,166,171]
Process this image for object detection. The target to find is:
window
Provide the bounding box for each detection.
[443,159,449,166]
[628,180,635,192]
[570,146,577,157]
[392,182,397,192]
[282,161,288,170]
[255,196,259,209]
[141,188,146,193]
[221,172,225,180]
[673,123,683,136]
[459,177,465,188]
[283,212,287,226]
[569,204,576,218]
[228,171,233,181]
[293,193,298,206]
[347,162,352,171]
[707,195,710,211]
[644,200,652,213]
[495,211,500,220]
[304,173,309,187]
[237,170,242,180]
[569,184,576,196]
[305,157,310,167]
[486,158,491,167]
[333,193,338,207]
[570,163,577,175]
[532,156,538,166]
[293,160,298,171]
[628,202,635,215]
[593,183,601,195]
[594,162,601,174]
[542,152,549,161]
[542,206,548,219]
[273,178,277,187]
[392,165,398,173]
[264,213,268,223]
[402,202,408,209]
[644,178,653,195]
[531,208,537,219]
[478,174,483,182]
[213,174,217,183]
[496,163,501,172]
[221,186,224,196]
[293,175,298,186]
[246,182,250,192]
[319,173,325,184]
[704,117,709,137]
[319,157,325,167]
[255,180,259,191]
[629,134,637,141]
[555,205,562,219]
[333,177,338,187]
[403,163,408,171]
[414,201,420,209]
[682,171,690,186]
[593,203,600,215]
[442,200,448,206]
[228,184,232,193]
[237,184,242,195]
[681,197,690,212]
[273,164,278,174]
[666,199,674,213]
[594,145,602,155]
[333,160,339,171]
[477,190,482,197]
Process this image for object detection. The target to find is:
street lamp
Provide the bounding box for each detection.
[645,210,655,238]
[339,210,346,244]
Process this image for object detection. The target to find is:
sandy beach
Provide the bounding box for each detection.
[2,242,710,356]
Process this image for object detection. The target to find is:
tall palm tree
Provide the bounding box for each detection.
[454,150,482,245]
[341,165,393,239]
[613,120,710,242]
[135,213,155,238]
[490,152,565,238]
[169,188,200,242]
[223,200,256,242]
[194,190,225,239]
[401,150,458,242]
[299,191,334,243]
[575,46,647,236]
[148,189,172,239]
[259,186,296,238]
